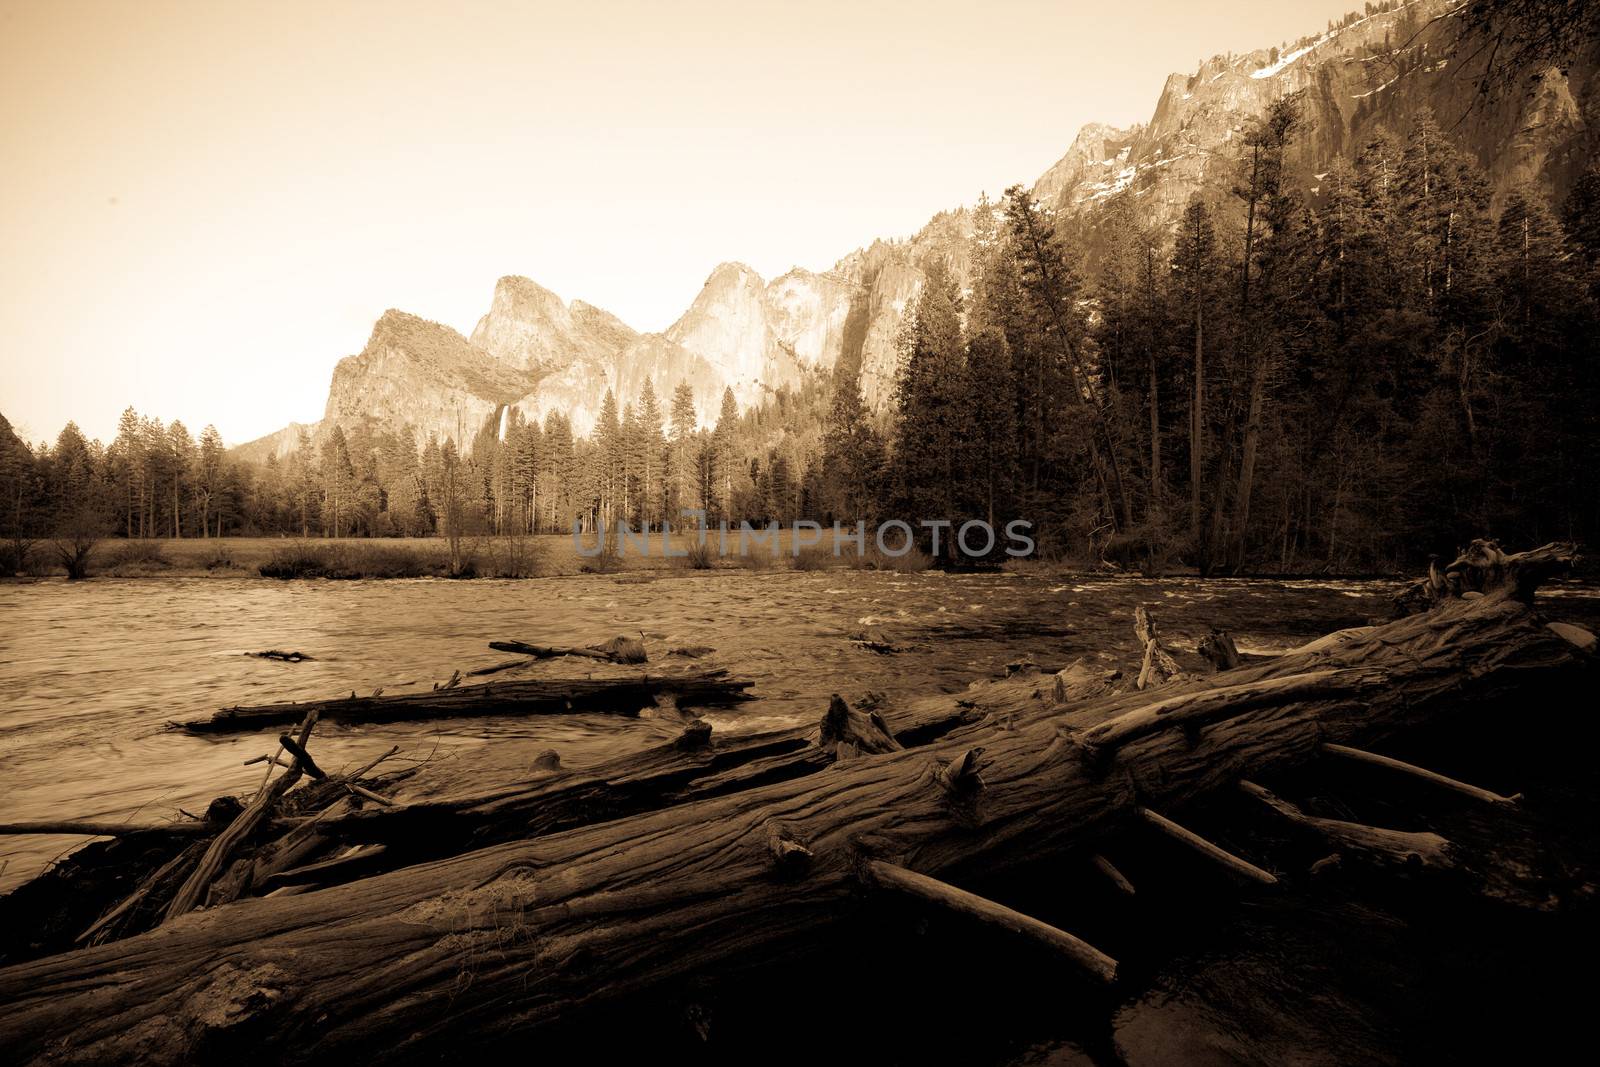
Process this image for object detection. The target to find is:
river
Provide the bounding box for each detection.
[1,571,1594,1064]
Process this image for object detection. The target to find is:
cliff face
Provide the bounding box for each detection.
[234,0,1596,459]
[469,276,638,375]
[1038,0,1596,239]
[322,310,536,448]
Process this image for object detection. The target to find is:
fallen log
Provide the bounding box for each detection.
[488,635,647,664]
[0,820,214,838]
[303,690,983,853]
[0,544,1582,1063]
[171,668,755,734]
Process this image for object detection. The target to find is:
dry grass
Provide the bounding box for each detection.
[11,529,941,580]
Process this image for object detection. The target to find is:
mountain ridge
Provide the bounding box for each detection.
[233,0,1595,464]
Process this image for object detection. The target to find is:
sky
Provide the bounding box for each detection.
[1,0,1347,446]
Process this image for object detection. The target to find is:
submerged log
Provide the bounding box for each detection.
[488,635,647,664]
[0,545,1582,1063]
[171,668,755,734]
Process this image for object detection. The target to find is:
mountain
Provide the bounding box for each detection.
[1037,0,1593,236]
[233,0,1596,460]
[469,275,638,375]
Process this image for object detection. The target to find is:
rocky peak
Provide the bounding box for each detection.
[1039,0,1591,239]
[664,262,785,408]
[470,275,637,376]
[324,309,534,450]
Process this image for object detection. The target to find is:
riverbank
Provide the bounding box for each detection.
[8,533,1441,582]
[14,533,946,580]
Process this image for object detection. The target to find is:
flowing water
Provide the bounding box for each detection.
[0,570,1396,890]
[1,571,1595,1064]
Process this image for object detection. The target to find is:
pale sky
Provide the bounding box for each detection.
[1,0,1344,446]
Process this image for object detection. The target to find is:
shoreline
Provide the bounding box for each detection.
[3,534,1437,583]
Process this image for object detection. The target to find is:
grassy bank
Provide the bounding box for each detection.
[9,531,950,580]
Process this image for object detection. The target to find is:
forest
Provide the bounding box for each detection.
[4,97,1598,576]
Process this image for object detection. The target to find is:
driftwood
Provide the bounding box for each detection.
[1321,743,1521,806]
[1238,780,1459,872]
[1391,538,1577,616]
[0,544,1582,1064]
[867,860,1119,983]
[163,711,322,920]
[1197,628,1242,671]
[171,668,754,734]
[247,650,314,663]
[1133,605,1185,689]
[1136,806,1279,885]
[487,635,647,664]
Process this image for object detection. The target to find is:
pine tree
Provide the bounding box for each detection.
[1561,165,1600,263]
[510,417,541,533]
[668,382,698,517]
[712,387,738,520]
[290,429,320,537]
[1002,183,1131,533]
[111,406,143,538]
[321,425,354,538]
[766,451,792,522]
[1171,196,1219,555]
[595,390,621,526]
[542,413,577,531]
[166,420,195,538]
[194,425,225,537]
[964,328,1018,528]
[1224,92,1302,571]
[1355,126,1405,298]
[819,361,883,521]
[637,378,666,525]
[621,401,640,524]
[892,260,972,548]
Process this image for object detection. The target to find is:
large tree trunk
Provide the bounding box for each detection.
[1229,352,1267,570]
[0,549,1584,1065]
[1190,298,1204,548]
[1148,349,1161,514]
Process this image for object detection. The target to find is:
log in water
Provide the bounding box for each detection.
[170,669,756,734]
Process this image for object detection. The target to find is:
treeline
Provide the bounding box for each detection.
[817,97,1600,571]
[0,411,239,575]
